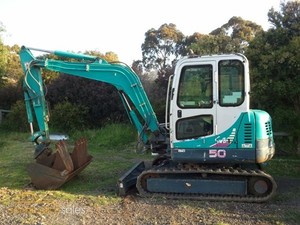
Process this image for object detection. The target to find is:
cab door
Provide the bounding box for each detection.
[169,58,217,146]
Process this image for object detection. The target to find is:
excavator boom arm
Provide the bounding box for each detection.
[20,46,160,144]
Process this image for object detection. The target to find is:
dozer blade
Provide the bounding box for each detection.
[27,138,92,190]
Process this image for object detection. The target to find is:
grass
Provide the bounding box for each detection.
[0,131,33,188]
[263,156,300,225]
[0,123,150,201]
[63,123,151,195]
[1,125,299,194]
[263,156,300,178]
[1,125,300,224]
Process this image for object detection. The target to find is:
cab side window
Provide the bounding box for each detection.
[219,60,245,106]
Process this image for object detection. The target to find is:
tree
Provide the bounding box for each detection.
[141,23,184,72]
[246,1,300,155]
[0,43,23,109]
[0,22,8,86]
[186,17,263,55]
[186,33,241,55]
[210,16,263,43]
[84,50,119,62]
[4,45,23,84]
[140,23,185,120]
[268,1,300,37]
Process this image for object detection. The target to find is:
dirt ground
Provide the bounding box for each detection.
[0,176,299,225]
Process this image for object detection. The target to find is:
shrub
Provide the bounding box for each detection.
[0,84,22,109]
[0,100,28,132]
[49,101,88,132]
[47,75,127,128]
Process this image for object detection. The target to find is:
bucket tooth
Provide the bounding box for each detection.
[27,138,92,190]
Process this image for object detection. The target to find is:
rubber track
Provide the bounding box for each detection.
[136,166,277,202]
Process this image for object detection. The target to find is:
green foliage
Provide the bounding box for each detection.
[210,16,263,42]
[71,123,137,150]
[268,1,300,35]
[246,0,300,155]
[187,34,240,55]
[46,74,127,128]
[4,45,23,84]
[0,84,22,109]
[142,23,184,72]
[186,17,263,55]
[0,100,28,132]
[0,30,22,86]
[0,44,23,108]
[150,99,166,123]
[83,50,119,62]
[0,22,5,85]
[49,101,88,132]
[0,44,8,86]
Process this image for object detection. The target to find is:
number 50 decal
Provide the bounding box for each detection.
[209,149,226,158]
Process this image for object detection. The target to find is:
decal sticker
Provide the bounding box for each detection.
[242,143,252,148]
[211,129,236,147]
[209,149,226,158]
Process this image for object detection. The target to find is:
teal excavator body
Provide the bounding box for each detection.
[19,46,277,202]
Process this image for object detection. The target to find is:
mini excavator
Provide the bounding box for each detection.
[19,46,277,202]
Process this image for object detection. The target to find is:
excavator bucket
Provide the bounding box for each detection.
[27,138,92,189]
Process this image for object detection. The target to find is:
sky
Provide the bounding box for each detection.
[0,0,282,65]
